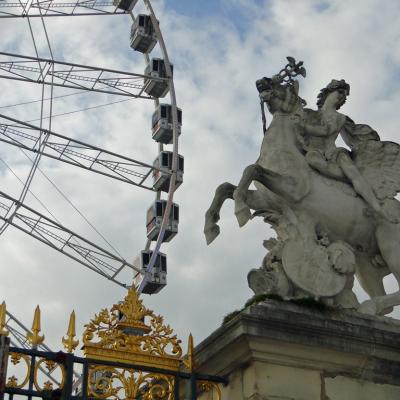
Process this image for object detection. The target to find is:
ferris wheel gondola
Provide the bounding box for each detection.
[0,0,182,296]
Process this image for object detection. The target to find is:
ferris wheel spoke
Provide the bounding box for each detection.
[0,190,139,286]
[0,52,161,98]
[0,0,125,18]
[0,115,159,189]
[0,0,181,296]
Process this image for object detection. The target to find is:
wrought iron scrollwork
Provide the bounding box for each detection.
[33,357,65,392]
[88,366,174,400]
[198,380,222,400]
[6,352,30,389]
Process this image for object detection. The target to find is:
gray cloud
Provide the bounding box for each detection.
[1,0,399,355]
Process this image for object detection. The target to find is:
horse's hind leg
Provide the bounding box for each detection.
[204,182,236,245]
[358,222,400,315]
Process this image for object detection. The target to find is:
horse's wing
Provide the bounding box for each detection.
[353,140,400,199]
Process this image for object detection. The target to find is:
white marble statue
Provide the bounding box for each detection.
[204,57,400,316]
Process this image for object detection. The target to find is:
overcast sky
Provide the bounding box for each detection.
[1,0,400,357]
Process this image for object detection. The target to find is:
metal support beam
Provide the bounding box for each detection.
[0,114,159,190]
[0,52,163,98]
[0,191,140,287]
[0,0,126,18]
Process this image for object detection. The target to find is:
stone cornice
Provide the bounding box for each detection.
[194,300,400,385]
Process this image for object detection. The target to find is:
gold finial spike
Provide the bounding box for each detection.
[62,310,79,353]
[185,333,195,372]
[0,301,9,336]
[27,305,45,346]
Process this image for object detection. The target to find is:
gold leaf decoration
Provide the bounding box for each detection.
[62,311,79,353]
[33,357,65,391]
[6,376,18,388]
[43,381,54,391]
[88,366,174,400]
[198,380,222,400]
[10,352,22,365]
[6,353,31,389]
[82,287,182,371]
[26,306,45,346]
[0,301,9,336]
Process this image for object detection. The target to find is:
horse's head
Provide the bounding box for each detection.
[256,76,303,115]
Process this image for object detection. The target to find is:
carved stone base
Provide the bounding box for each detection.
[195,300,400,400]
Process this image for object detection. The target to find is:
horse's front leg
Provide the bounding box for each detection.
[233,163,300,227]
[204,182,236,244]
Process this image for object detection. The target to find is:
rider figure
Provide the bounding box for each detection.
[299,79,395,223]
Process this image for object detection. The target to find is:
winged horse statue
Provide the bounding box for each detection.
[204,57,400,316]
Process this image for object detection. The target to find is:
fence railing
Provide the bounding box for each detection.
[0,341,226,400]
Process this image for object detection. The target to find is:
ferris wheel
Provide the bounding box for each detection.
[0,0,182,348]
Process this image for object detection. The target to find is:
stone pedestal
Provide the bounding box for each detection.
[195,300,400,400]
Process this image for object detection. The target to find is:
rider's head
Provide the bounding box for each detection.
[317,79,350,110]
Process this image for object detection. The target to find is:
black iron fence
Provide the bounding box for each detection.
[0,339,226,400]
